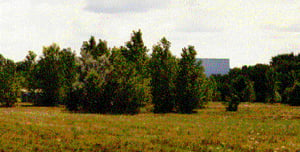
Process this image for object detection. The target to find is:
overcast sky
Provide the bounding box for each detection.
[1,0,300,68]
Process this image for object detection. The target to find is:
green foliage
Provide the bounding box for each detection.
[108,48,152,114]
[67,40,151,114]
[150,38,177,113]
[66,48,111,113]
[0,54,19,107]
[283,81,300,106]
[81,36,110,59]
[59,48,78,104]
[244,80,256,102]
[200,76,220,103]
[16,51,38,93]
[175,46,205,113]
[121,30,150,77]
[35,44,77,106]
[25,51,39,93]
[242,64,272,103]
[222,74,255,111]
[225,65,279,103]
[264,68,281,103]
[214,53,299,106]
[271,53,300,104]
[4,29,299,115]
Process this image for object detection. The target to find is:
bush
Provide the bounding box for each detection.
[223,75,255,111]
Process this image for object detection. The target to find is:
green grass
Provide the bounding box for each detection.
[0,102,299,151]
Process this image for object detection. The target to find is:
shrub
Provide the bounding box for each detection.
[223,76,255,111]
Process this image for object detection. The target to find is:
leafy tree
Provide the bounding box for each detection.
[271,53,299,104]
[222,73,255,111]
[121,30,150,77]
[59,48,78,104]
[36,44,62,106]
[16,51,40,103]
[36,44,76,106]
[200,76,221,103]
[265,68,281,103]
[0,54,19,107]
[66,48,111,113]
[67,41,151,114]
[233,64,279,103]
[175,46,205,113]
[150,38,177,113]
[212,74,230,101]
[16,51,38,92]
[82,36,110,59]
[67,36,113,112]
[224,76,244,111]
[242,64,270,102]
[24,51,38,92]
[107,48,151,114]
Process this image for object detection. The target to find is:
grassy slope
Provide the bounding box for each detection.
[0,102,299,152]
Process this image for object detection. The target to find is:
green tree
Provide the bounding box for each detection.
[0,54,19,107]
[82,36,110,59]
[175,46,205,113]
[265,68,281,103]
[271,53,299,104]
[121,30,150,77]
[225,75,245,111]
[243,64,270,102]
[16,51,39,103]
[66,48,111,113]
[222,74,255,111]
[59,48,78,105]
[16,51,38,92]
[107,48,151,114]
[200,76,220,103]
[24,51,38,93]
[150,38,177,113]
[67,40,151,114]
[36,44,76,106]
[235,64,278,103]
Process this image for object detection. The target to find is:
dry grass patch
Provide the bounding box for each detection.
[0,102,299,151]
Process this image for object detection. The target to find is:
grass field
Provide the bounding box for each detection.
[0,102,299,152]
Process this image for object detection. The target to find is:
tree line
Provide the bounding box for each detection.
[213,53,300,111]
[0,30,299,113]
[1,30,215,114]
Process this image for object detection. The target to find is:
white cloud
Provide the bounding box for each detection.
[0,0,99,59]
[263,24,300,32]
[0,0,299,68]
[84,0,170,13]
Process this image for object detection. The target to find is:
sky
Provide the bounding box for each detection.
[0,0,300,68]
